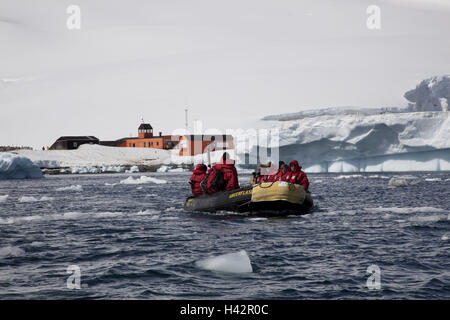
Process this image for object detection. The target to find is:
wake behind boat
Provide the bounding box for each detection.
[183,181,313,216]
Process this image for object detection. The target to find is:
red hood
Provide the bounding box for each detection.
[192,164,207,174]
[289,160,302,171]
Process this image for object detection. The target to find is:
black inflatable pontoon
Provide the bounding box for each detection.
[183,181,313,215]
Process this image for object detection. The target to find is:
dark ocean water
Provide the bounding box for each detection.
[0,172,449,299]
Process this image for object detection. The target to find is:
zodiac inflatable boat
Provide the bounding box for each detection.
[183,181,313,215]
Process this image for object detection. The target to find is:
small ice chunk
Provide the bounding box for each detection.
[19,196,38,203]
[195,250,253,273]
[0,195,8,203]
[56,185,83,191]
[168,167,188,172]
[0,246,25,258]
[125,165,139,173]
[120,176,167,185]
[156,165,170,172]
[388,178,408,187]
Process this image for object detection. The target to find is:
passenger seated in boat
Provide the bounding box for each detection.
[203,152,239,193]
[285,160,309,190]
[264,161,286,182]
[272,163,290,181]
[189,164,207,196]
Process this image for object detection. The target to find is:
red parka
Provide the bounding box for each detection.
[286,160,309,190]
[189,164,207,196]
[271,169,290,182]
[213,158,239,191]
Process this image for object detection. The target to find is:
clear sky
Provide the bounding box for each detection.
[1,0,449,148]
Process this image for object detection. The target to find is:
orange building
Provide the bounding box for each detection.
[101,123,234,156]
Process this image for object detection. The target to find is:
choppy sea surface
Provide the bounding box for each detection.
[0,172,449,299]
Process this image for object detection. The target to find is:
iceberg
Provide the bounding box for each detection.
[0,153,43,180]
[244,76,450,172]
[404,75,450,112]
[195,250,253,274]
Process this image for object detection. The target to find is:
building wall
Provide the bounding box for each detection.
[118,136,173,149]
[178,136,234,156]
[118,134,234,157]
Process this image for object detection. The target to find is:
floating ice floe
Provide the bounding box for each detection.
[18,196,54,203]
[0,246,25,258]
[157,165,170,172]
[368,175,391,179]
[335,175,363,180]
[105,182,118,186]
[364,206,446,214]
[388,177,409,187]
[168,167,188,173]
[120,176,167,185]
[195,250,253,274]
[0,153,43,180]
[442,234,449,241]
[56,185,83,191]
[0,195,8,203]
[425,178,442,182]
[0,210,162,225]
[157,165,188,173]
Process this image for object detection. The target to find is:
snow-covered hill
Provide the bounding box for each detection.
[13,144,170,168]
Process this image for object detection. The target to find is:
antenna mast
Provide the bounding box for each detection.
[185,108,188,132]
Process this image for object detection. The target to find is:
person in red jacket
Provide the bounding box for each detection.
[264,161,286,182]
[272,163,290,182]
[189,164,207,196]
[205,152,239,193]
[286,160,309,190]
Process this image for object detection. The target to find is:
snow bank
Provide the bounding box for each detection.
[71,166,101,174]
[15,144,170,168]
[404,75,450,112]
[0,153,43,180]
[120,176,167,185]
[102,165,126,173]
[56,185,83,192]
[195,250,253,273]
